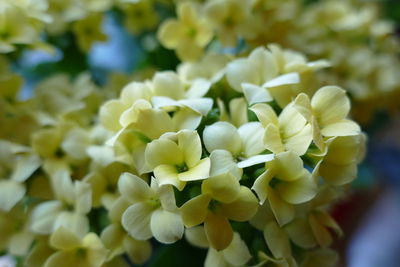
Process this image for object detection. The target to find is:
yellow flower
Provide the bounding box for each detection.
[315,134,366,186]
[203,121,272,179]
[185,227,252,267]
[294,86,361,150]
[252,151,317,226]
[72,13,107,52]
[158,2,213,61]
[43,227,108,267]
[181,173,258,250]
[119,0,159,35]
[118,172,184,243]
[145,130,210,190]
[0,204,35,256]
[101,197,152,264]
[250,103,312,155]
[204,0,255,46]
[0,141,41,212]
[30,170,92,237]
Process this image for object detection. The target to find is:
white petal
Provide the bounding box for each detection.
[203,122,242,155]
[122,203,153,240]
[0,180,26,212]
[238,122,265,157]
[237,154,274,168]
[242,83,272,105]
[209,150,242,180]
[118,172,152,203]
[150,209,184,244]
[262,73,300,88]
[180,98,214,116]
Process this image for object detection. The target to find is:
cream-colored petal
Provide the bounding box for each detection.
[274,151,305,182]
[44,251,79,267]
[319,162,357,186]
[237,154,274,169]
[180,194,211,227]
[220,186,258,221]
[309,213,332,248]
[268,188,294,226]
[311,86,350,126]
[277,172,317,204]
[285,218,317,249]
[284,124,312,156]
[238,122,265,156]
[185,226,209,249]
[153,71,185,99]
[118,172,152,203]
[178,130,201,168]
[226,58,260,92]
[202,173,240,203]
[0,180,25,212]
[248,47,278,82]
[262,72,300,88]
[8,231,34,256]
[122,203,153,240]
[204,248,227,267]
[11,154,41,182]
[50,227,81,250]
[158,184,178,212]
[157,20,184,49]
[320,119,360,137]
[263,124,285,154]
[154,164,185,191]
[180,98,213,116]
[209,150,242,180]
[279,104,308,138]
[185,79,212,99]
[229,97,248,127]
[100,224,124,259]
[293,93,313,122]
[242,83,273,105]
[250,103,279,128]
[203,122,242,155]
[83,234,108,266]
[150,209,184,244]
[124,236,152,264]
[222,232,252,266]
[204,212,233,251]
[61,128,90,160]
[99,100,126,131]
[145,138,183,168]
[30,200,63,234]
[131,108,174,140]
[74,181,92,214]
[252,169,274,204]
[263,221,291,259]
[179,158,210,181]
[172,108,203,131]
[176,42,204,62]
[53,212,89,238]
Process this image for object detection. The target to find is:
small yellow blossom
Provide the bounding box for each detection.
[72,13,107,53]
[158,2,213,61]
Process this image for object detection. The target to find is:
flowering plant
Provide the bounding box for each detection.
[2,0,398,266]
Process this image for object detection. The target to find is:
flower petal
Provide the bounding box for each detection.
[50,227,81,250]
[122,203,153,240]
[320,119,360,137]
[203,122,242,155]
[222,233,252,266]
[179,158,210,181]
[145,138,183,168]
[154,165,185,191]
[202,173,240,203]
[210,150,242,180]
[178,130,201,168]
[204,213,233,251]
[238,122,265,156]
[268,188,294,226]
[220,186,259,221]
[242,83,272,105]
[150,209,184,244]
[118,172,152,203]
[263,221,291,259]
[263,124,285,154]
[277,173,317,204]
[0,180,26,212]
[250,103,279,128]
[180,194,211,227]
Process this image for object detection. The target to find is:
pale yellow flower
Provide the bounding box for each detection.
[30,170,92,237]
[158,2,213,61]
[181,173,258,250]
[101,197,152,264]
[252,151,317,226]
[204,0,255,46]
[250,103,312,155]
[203,121,272,179]
[43,227,108,267]
[119,0,159,35]
[72,12,107,52]
[315,134,366,186]
[294,86,361,150]
[145,130,210,190]
[0,141,41,212]
[119,172,184,243]
[185,227,252,267]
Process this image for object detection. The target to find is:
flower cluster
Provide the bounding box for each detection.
[0,42,366,266]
